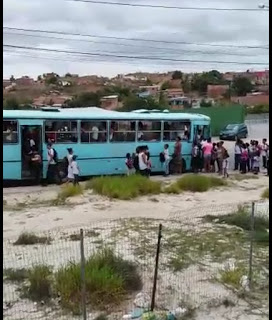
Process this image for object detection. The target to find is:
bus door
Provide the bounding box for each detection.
[20,123,43,180]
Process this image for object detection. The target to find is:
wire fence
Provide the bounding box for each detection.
[3,201,269,320]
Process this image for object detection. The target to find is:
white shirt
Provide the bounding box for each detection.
[261,143,268,157]
[47,148,56,165]
[92,126,99,140]
[71,161,79,175]
[163,149,170,160]
[30,139,35,148]
[234,144,241,154]
[138,152,148,170]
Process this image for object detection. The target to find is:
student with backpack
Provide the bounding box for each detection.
[46,143,61,185]
[125,153,134,176]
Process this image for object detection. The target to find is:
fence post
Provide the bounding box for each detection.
[248,202,255,289]
[80,229,87,320]
[151,224,162,312]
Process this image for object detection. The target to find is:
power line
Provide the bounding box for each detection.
[3,44,268,66]
[4,30,267,57]
[3,27,269,50]
[64,0,269,12]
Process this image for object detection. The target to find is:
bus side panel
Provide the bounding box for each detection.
[3,145,21,180]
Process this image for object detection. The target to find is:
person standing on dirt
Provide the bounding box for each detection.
[138,146,149,177]
[46,143,60,185]
[172,136,182,173]
[234,139,242,171]
[30,150,42,184]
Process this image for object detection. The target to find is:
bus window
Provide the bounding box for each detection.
[194,125,210,142]
[163,121,191,141]
[138,121,161,142]
[110,121,136,142]
[3,120,18,144]
[81,121,107,143]
[45,120,78,143]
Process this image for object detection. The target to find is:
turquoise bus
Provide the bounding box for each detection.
[3,107,211,181]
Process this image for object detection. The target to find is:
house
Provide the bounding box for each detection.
[100,95,119,110]
[58,80,72,87]
[231,93,269,106]
[33,93,72,107]
[165,88,184,99]
[138,85,160,97]
[207,85,229,99]
[15,76,34,86]
[168,96,191,109]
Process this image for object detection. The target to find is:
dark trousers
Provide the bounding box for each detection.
[31,163,42,184]
[262,156,267,168]
[234,154,241,170]
[46,164,61,184]
[140,169,149,177]
[240,160,247,174]
[191,157,199,173]
[73,174,79,185]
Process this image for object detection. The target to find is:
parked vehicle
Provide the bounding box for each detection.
[219,123,248,141]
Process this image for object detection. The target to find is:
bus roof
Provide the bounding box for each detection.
[3,107,210,121]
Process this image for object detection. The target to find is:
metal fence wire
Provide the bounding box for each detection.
[3,201,269,320]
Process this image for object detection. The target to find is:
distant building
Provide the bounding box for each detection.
[100,95,119,110]
[231,93,269,106]
[138,85,160,97]
[207,85,229,99]
[15,76,34,86]
[165,88,184,99]
[33,94,72,107]
[168,96,191,109]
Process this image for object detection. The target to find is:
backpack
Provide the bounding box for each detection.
[159,152,165,163]
[133,155,139,170]
[52,148,58,163]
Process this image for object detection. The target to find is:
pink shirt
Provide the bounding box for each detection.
[203,142,213,155]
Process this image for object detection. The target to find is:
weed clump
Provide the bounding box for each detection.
[14,232,52,245]
[261,188,269,199]
[57,184,83,201]
[4,268,29,282]
[55,248,142,313]
[220,266,246,289]
[23,265,52,301]
[89,175,161,199]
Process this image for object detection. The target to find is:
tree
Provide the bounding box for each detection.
[161,81,171,90]
[200,99,213,108]
[37,75,42,81]
[121,95,163,112]
[232,77,253,96]
[45,76,58,85]
[145,78,153,85]
[3,97,19,109]
[191,70,225,94]
[10,75,15,82]
[66,92,100,108]
[65,73,72,77]
[172,70,183,80]
[181,75,191,93]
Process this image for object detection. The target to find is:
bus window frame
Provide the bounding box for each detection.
[163,120,192,142]
[80,120,108,144]
[44,119,79,144]
[136,120,162,143]
[109,120,137,143]
[3,119,19,144]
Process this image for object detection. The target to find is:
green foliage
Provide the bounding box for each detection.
[88,175,161,199]
[261,188,269,199]
[176,174,226,192]
[57,184,83,201]
[66,92,101,108]
[220,266,246,289]
[232,77,253,96]
[191,70,225,94]
[163,183,180,194]
[161,81,171,90]
[172,70,183,80]
[25,265,52,301]
[45,76,58,85]
[246,104,269,114]
[3,97,19,110]
[55,248,142,312]
[121,95,163,112]
[200,99,213,108]
[14,232,52,245]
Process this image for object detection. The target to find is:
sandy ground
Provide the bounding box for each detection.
[3,171,269,320]
[3,171,269,239]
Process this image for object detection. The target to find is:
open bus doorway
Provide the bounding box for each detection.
[21,125,43,181]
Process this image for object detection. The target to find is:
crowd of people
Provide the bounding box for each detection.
[24,134,269,186]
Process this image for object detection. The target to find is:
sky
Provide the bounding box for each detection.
[3,0,269,79]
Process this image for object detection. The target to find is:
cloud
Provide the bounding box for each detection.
[3,0,269,78]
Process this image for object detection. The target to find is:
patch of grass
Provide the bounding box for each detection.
[231,174,259,181]
[4,268,29,282]
[163,183,180,194]
[14,232,52,245]
[176,174,227,192]
[261,188,269,199]
[168,257,190,272]
[220,266,246,289]
[24,265,52,301]
[55,248,142,313]
[94,315,108,320]
[89,175,161,200]
[69,234,81,241]
[57,184,83,201]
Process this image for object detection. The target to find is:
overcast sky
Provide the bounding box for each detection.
[3,0,269,79]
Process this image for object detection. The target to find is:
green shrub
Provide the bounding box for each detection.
[55,248,142,313]
[261,188,269,199]
[88,175,161,199]
[57,184,83,201]
[163,183,180,194]
[220,266,246,289]
[176,174,226,192]
[25,265,52,301]
[14,232,51,245]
